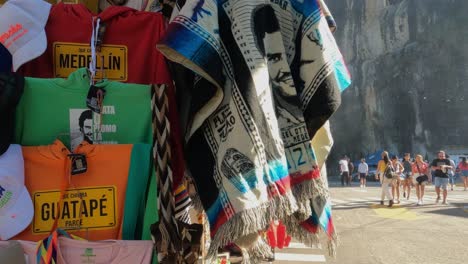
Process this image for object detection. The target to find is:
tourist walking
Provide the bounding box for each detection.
[391,156,404,204]
[339,155,350,186]
[402,153,413,200]
[412,154,429,205]
[446,154,456,191]
[358,158,369,188]
[430,150,452,204]
[377,151,394,207]
[456,157,468,191]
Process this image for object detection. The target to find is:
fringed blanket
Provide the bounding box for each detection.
[158,0,351,261]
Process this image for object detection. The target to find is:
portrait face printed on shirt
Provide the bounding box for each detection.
[263,31,296,98]
[78,110,93,142]
[81,118,93,142]
[253,4,302,125]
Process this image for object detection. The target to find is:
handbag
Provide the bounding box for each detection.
[384,163,395,179]
[415,163,429,184]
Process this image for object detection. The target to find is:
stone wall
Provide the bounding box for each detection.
[326,0,468,171]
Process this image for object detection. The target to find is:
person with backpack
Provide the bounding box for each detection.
[377,151,394,207]
[401,153,413,200]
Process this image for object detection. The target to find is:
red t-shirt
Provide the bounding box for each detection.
[18,3,186,190]
[458,162,468,170]
[18,3,171,86]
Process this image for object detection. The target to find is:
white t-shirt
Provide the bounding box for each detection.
[339,159,349,172]
[358,162,368,173]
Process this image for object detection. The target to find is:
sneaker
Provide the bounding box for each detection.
[420,200,424,205]
[436,196,440,203]
[380,201,384,205]
[388,200,394,207]
[396,199,400,204]
[442,201,447,205]
[416,200,421,206]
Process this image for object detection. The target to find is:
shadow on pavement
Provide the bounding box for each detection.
[424,202,467,218]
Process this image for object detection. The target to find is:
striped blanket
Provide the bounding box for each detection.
[158,0,351,261]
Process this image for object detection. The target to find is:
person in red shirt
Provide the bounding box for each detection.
[457,157,468,191]
[411,154,430,206]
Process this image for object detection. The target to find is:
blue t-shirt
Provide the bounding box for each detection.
[0,44,12,72]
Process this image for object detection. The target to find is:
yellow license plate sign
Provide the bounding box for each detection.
[53,42,128,81]
[33,186,116,234]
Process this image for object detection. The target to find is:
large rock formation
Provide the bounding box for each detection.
[326,0,468,169]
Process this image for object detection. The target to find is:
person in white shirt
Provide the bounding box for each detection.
[358,158,369,188]
[339,156,350,186]
[391,155,404,204]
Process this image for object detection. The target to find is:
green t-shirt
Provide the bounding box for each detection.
[14,68,157,249]
[14,68,152,150]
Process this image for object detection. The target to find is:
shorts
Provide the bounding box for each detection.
[434,177,449,189]
[359,173,366,179]
[401,172,412,179]
[412,174,428,186]
[461,170,468,177]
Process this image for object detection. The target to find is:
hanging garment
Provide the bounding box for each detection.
[11,68,152,150]
[0,72,23,155]
[15,3,189,243]
[12,140,154,241]
[38,229,154,264]
[17,2,171,86]
[157,0,351,261]
[0,230,154,264]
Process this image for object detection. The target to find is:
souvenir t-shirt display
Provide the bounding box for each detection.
[13,68,152,150]
[0,236,154,264]
[14,2,189,226]
[13,140,153,241]
[57,236,154,264]
[18,2,171,86]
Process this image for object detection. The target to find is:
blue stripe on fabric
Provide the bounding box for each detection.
[309,201,332,231]
[291,0,321,18]
[161,22,225,87]
[318,202,332,230]
[206,159,289,225]
[206,195,223,225]
[265,159,290,183]
[333,59,352,92]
